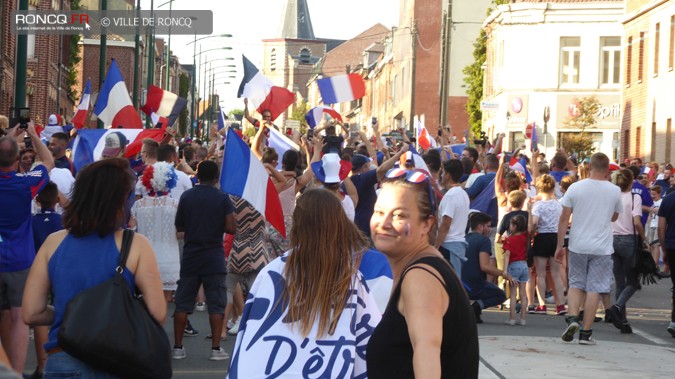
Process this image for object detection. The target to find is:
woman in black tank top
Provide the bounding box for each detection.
[367,168,479,378]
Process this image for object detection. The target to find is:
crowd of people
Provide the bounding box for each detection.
[1,104,674,378]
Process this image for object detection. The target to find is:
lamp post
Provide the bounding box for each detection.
[158,0,176,90]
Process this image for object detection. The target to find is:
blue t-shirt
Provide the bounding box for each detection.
[658,192,675,250]
[32,209,64,252]
[632,181,654,225]
[349,169,379,237]
[461,232,492,290]
[465,172,497,226]
[0,165,49,272]
[175,185,235,276]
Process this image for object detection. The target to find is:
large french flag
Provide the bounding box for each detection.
[71,129,165,172]
[237,55,294,121]
[217,106,227,131]
[141,85,187,127]
[93,59,143,129]
[267,127,299,170]
[510,156,533,184]
[305,105,342,129]
[220,128,286,238]
[317,73,365,104]
[71,79,91,129]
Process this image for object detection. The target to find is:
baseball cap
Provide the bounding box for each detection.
[311,153,352,184]
[102,132,129,158]
[48,114,58,126]
[351,154,371,172]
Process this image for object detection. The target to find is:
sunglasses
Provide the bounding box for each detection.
[384,168,436,215]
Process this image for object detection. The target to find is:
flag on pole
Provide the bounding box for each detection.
[141,85,187,127]
[71,129,165,171]
[217,106,227,131]
[237,55,294,121]
[316,73,365,104]
[415,115,431,151]
[220,128,286,238]
[305,106,342,129]
[93,59,143,129]
[72,79,91,129]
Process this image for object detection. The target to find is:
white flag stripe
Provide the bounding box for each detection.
[330,75,355,102]
[242,71,274,110]
[76,94,90,111]
[158,91,179,115]
[97,81,133,126]
[241,149,270,215]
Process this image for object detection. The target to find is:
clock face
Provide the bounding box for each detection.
[299,12,305,23]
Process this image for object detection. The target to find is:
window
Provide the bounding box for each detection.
[655,23,660,76]
[651,122,657,161]
[600,37,621,86]
[299,48,311,64]
[636,126,642,158]
[626,36,633,85]
[670,16,675,69]
[560,37,581,85]
[270,48,276,71]
[639,32,645,82]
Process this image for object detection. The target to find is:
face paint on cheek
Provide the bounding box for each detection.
[405,223,411,237]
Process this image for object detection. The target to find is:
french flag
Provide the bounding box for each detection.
[267,127,299,170]
[72,79,91,129]
[237,55,294,121]
[150,111,170,129]
[305,106,342,129]
[141,85,187,127]
[317,73,365,104]
[217,106,227,131]
[415,115,432,151]
[93,59,143,129]
[220,128,286,238]
[71,129,165,172]
[510,156,533,184]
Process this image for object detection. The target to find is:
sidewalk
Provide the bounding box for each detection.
[479,335,675,378]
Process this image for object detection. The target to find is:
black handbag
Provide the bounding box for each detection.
[58,230,172,379]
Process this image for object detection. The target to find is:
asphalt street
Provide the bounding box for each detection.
[23,278,675,378]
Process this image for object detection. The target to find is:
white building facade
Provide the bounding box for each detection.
[483,1,624,161]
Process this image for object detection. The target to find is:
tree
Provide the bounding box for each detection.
[178,73,190,137]
[462,0,510,139]
[228,108,244,121]
[561,96,601,160]
[290,100,310,135]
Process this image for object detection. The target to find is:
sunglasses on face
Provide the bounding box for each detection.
[384,168,436,215]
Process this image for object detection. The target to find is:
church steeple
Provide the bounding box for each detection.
[279,0,315,39]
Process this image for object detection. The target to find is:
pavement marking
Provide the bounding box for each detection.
[479,356,506,379]
[632,327,672,346]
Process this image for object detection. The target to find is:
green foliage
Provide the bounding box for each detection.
[290,100,310,135]
[178,73,190,137]
[462,0,512,139]
[563,95,600,131]
[228,108,244,120]
[66,0,82,100]
[561,132,596,161]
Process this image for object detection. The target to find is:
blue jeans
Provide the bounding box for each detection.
[440,241,467,280]
[466,282,506,310]
[613,235,638,308]
[45,352,121,379]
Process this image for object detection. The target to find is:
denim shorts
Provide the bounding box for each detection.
[507,261,529,283]
[45,351,121,379]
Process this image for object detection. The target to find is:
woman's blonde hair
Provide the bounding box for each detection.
[284,188,368,337]
[611,168,634,192]
[535,174,556,194]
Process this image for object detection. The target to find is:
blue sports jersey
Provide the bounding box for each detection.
[0,165,49,272]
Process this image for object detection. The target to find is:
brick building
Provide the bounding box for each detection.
[623,0,675,163]
[0,0,75,122]
[483,0,624,160]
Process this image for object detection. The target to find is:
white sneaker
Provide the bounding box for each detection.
[505,319,516,326]
[172,347,187,360]
[228,318,241,335]
[518,319,527,326]
[195,302,206,312]
[210,347,230,361]
[227,319,235,330]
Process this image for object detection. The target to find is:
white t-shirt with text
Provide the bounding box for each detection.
[438,186,470,243]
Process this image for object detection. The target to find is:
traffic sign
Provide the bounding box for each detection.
[525,123,533,139]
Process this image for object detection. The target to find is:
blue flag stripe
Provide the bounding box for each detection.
[317,78,338,104]
[220,128,250,196]
[237,55,260,98]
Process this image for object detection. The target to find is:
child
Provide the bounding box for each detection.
[648,185,667,276]
[496,190,529,244]
[503,214,529,325]
[29,182,64,379]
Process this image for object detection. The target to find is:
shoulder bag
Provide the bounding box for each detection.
[58,229,172,379]
[630,195,659,285]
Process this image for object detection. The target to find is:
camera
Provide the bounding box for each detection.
[372,117,377,125]
[24,136,33,150]
[474,131,487,146]
[307,129,314,139]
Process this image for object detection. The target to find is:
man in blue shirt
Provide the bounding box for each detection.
[629,165,654,225]
[658,191,675,338]
[0,122,53,373]
[655,164,672,197]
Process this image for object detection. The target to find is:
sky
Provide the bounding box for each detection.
[139,0,400,112]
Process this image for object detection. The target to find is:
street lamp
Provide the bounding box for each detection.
[157,0,177,89]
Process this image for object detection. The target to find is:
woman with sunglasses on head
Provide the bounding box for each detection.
[367,168,479,379]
